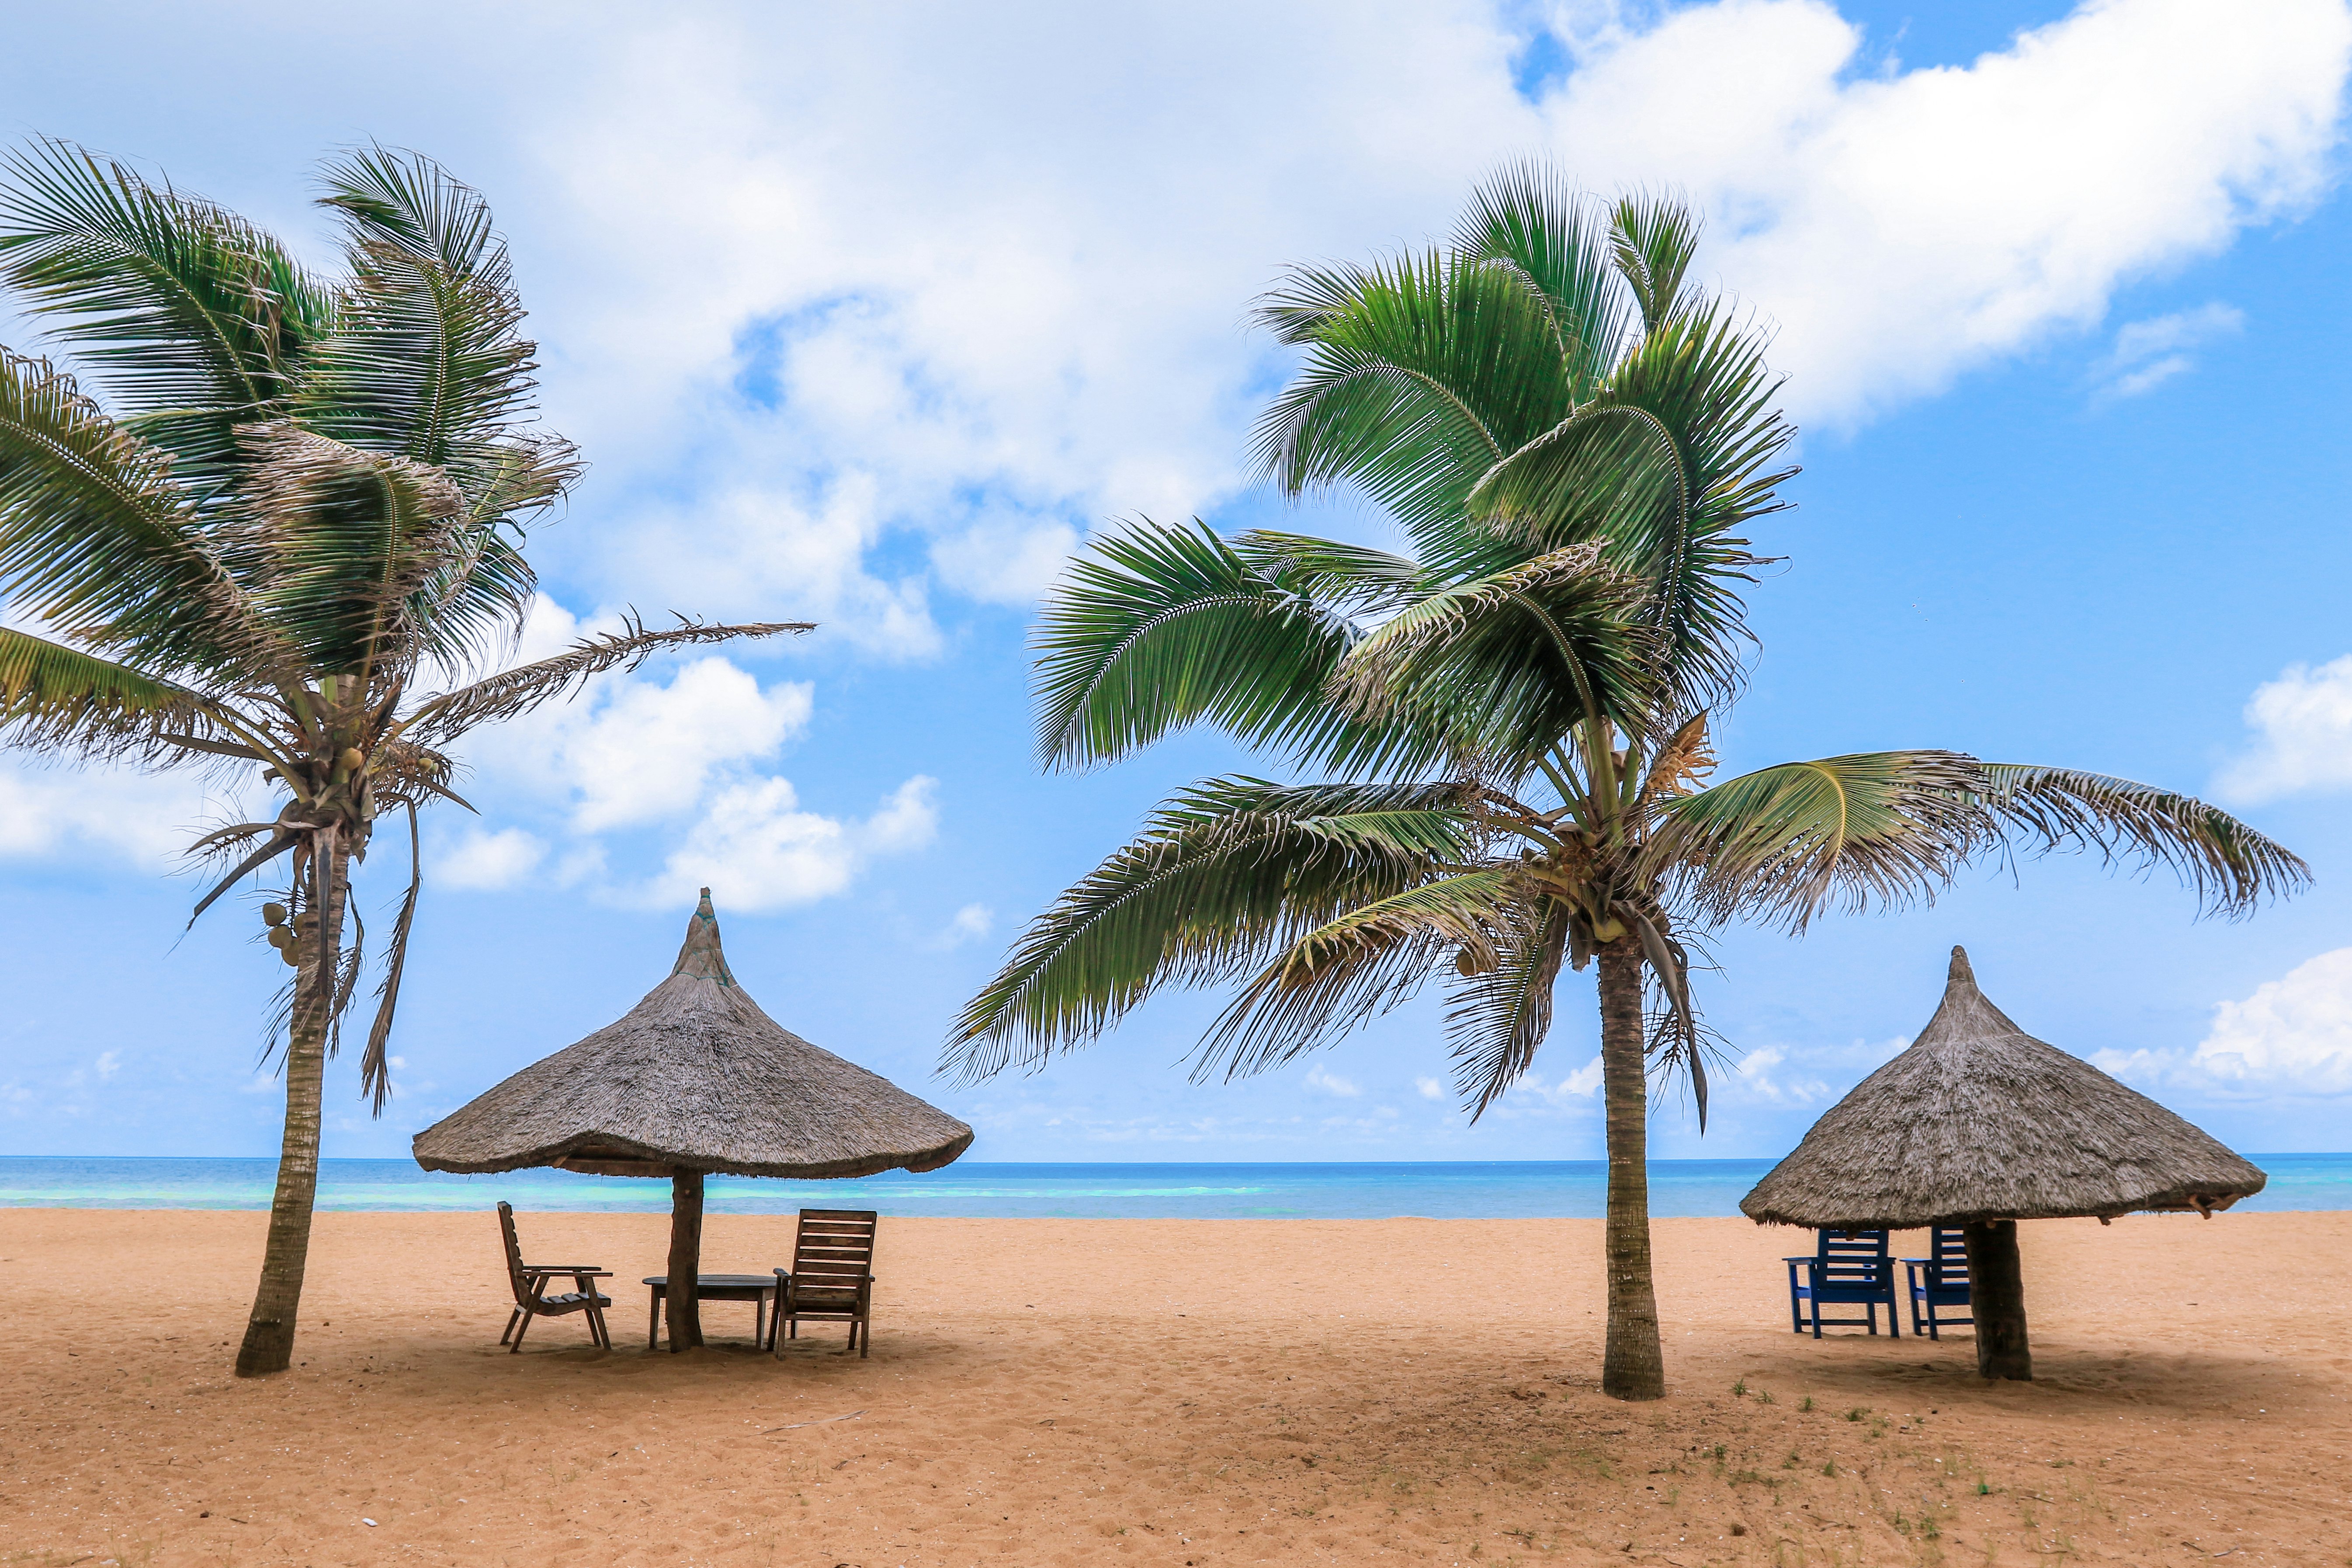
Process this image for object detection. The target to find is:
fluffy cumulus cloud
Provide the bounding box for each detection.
[471,0,2352,645]
[2096,947,2352,1096]
[1535,0,2347,423]
[431,827,548,892]
[2214,654,2352,802]
[648,775,939,912]
[418,595,936,909]
[0,760,262,871]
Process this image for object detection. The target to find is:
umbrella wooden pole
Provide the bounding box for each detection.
[1963,1220,2030,1381]
[665,1169,705,1350]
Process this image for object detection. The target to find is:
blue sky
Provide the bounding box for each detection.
[4,0,2352,1163]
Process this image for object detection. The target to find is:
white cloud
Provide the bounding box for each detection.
[1304,1065,1363,1097]
[490,656,814,833]
[2095,947,2352,1096]
[0,760,260,870]
[938,902,996,949]
[93,1051,119,1081]
[432,827,548,892]
[1415,1075,1447,1100]
[2215,653,2352,802]
[1504,1056,1606,1108]
[1537,0,2348,424]
[645,774,938,912]
[2092,301,2244,399]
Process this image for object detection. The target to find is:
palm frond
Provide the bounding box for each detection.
[395,613,812,744]
[227,423,464,678]
[1452,161,1632,401]
[1972,763,2310,918]
[0,137,330,498]
[1649,750,1990,931]
[1443,894,1570,1117]
[1249,250,1580,568]
[1607,192,1703,332]
[358,800,421,1114]
[0,624,228,762]
[302,146,539,474]
[1329,543,1655,773]
[1032,517,1449,777]
[0,349,267,675]
[945,777,1479,1081]
[1193,867,1531,1083]
[1470,305,1794,712]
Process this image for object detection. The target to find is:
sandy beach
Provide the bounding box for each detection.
[2,1209,2345,1566]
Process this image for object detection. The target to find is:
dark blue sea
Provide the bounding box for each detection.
[1,1155,2347,1217]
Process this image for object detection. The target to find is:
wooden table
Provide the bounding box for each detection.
[642,1273,781,1349]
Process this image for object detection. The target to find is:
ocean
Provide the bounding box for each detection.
[3,1155,2348,1218]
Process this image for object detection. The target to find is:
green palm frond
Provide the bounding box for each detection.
[229,423,465,677]
[1471,305,1793,711]
[1648,750,1990,931]
[1249,250,1579,567]
[1195,865,1530,1082]
[946,777,1479,1080]
[1452,161,1632,401]
[1231,528,1429,617]
[0,137,331,499]
[1443,893,1571,1117]
[302,146,538,473]
[0,349,266,674]
[1330,543,1655,772]
[395,613,812,745]
[1972,763,2310,918]
[0,623,226,761]
[1606,192,1703,332]
[1032,517,1450,776]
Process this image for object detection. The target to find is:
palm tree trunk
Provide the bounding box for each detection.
[235,833,346,1378]
[1596,936,1665,1401]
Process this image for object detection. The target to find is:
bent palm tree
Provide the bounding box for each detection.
[948,172,2307,1401]
[0,139,808,1376]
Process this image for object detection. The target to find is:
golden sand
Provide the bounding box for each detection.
[2,1208,2345,1565]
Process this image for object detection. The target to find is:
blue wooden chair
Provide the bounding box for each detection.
[1783,1228,1898,1337]
[1901,1227,1973,1339]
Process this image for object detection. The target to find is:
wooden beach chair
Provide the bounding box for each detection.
[496,1201,614,1352]
[773,1209,878,1357]
[1783,1228,1898,1338]
[1901,1226,1974,1339]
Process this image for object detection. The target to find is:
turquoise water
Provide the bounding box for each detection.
[2,1155,2347,1218]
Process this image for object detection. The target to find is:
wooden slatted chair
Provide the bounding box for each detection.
[496,1201,614,1352]
[772,1208,878,1357]
[1901,1226,1974,1339]
[1783,1227,1898,1338]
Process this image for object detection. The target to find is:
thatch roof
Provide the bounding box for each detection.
[413,889,973,1180]
[1740,946,2264,1229]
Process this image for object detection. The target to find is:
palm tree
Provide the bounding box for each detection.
[947,171,2307,1401]
[0,139,808,1377]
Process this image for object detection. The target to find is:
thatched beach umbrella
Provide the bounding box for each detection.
[414,889,973,1349]
[1740,947,2263,1380]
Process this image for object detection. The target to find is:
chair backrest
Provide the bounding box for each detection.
[496,1201,533,1308]
[1928,1225,1969,1282]
[793,1209,878,1294]
[1814,1227,1890,1283]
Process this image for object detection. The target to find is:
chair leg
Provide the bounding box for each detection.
[857,1315,869,1358]
[501,1308,520,1346]
[510,1308,532,1353]
[648,1285,662,1350]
